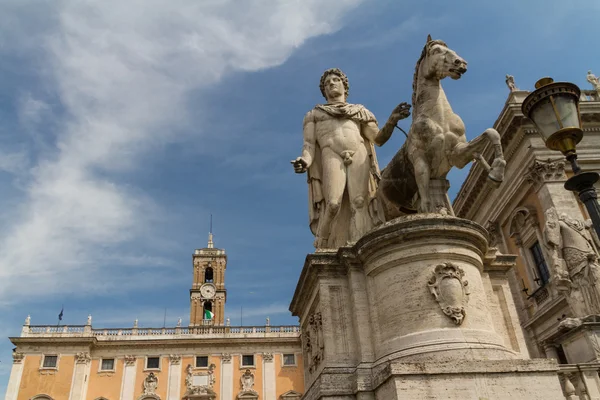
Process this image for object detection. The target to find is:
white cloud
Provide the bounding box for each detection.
[0,0,363,305]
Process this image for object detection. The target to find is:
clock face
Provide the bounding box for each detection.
[200,284,216,299]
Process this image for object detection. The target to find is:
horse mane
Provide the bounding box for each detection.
[411,39,448,107]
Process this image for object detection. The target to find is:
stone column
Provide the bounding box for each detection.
[544,344,559,361]
[220,354,233,400]
[5,353,25,400]
[69,352,91,400]
[120,355,137,400]
[167,355,182,400]
[263,353,276,400]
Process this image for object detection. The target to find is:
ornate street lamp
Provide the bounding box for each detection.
[522,77,600,238]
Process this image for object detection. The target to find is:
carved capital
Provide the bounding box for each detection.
[124,355,137,365]
[526,159,566,190]
[75,352,91,364]
[485,220,501,248]
[12,352,24,363]
[221,353,231,363]
[169,354,181,365]
[263,352,273,362]
[428,262,470,325]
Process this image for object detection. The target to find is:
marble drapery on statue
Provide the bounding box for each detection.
[292,68,409,249]
[305,103,383,248]
[544,207,600,316]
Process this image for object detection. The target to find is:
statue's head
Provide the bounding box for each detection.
[319,68,349,102]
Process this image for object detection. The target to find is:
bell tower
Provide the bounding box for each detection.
[189,232,227,326]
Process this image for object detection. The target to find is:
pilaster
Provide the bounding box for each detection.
[263,353,276,400]
[5,353,25,400]
[69,352,91,400]
[221,353,233,400]
[120,355,137,400]
[167,355,182,400]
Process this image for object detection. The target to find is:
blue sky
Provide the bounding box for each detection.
[1,0,600,395]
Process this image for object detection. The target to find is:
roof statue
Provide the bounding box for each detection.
[505,74,518,91]
[588,70,600,93]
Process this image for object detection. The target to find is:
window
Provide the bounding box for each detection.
[242,354,254,367]
[282,353,296,366]
[100,358,115,371]
[204,267,214,283]
[195,356,209,368]
[530,242,550,286]
[42,355,57,368]
[146,357,160,369]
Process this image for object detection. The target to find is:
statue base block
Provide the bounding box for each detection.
[290,215,565,399]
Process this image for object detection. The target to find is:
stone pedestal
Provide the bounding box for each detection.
[290,215,565,399]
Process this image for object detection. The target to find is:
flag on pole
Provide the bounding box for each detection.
[58,306,64,321]
[204,309,214,320]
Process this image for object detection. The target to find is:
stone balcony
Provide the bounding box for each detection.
[20,324,301,340]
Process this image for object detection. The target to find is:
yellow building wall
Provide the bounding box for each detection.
[134,356,169,400]
[17,354,75,400]
[86,358,124,400]
[275,353,304,398]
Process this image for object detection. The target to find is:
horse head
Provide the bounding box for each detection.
[419,35,467,82]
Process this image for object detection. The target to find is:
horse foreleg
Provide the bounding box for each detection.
[413,155,431,213]
[451,128,506,186]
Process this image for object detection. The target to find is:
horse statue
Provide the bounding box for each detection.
[377,35,506,217]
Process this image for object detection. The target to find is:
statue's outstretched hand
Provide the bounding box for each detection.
[390,102,411,122]
[291,157,308,174]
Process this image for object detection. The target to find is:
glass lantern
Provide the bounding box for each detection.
[521,77,583,159]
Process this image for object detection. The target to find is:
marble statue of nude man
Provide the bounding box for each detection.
[292,68,409,249]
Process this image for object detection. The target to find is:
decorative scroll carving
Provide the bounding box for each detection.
[221,353,231,363]
[75,352,91,364]
[263,352,273,362]
[169,354,181,365]
[525,159,566,190]
[124,355,137,365]
[12,352,24,363]
[428,263,470,325]
[306,312,324,373]
[544,207,600,316]
[183,363,216,399]
[143,372,158,395]
[236,369,258,399]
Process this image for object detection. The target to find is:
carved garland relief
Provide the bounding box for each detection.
[428,263,470,325]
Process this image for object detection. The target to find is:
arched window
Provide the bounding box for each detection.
[203,301,213,321]
[31,395,54,400]
[204,267,214,283]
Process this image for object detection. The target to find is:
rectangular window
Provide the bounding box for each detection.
[242,354,254,367]
[42,355,58,368]
[101,358,115,371]
[195,356,209,368]
[530,242,550,285]
[146,357,160,369]
[282,354,296,366]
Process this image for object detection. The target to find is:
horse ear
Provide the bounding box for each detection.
[426,34,432,43]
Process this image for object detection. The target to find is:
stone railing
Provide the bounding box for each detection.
[21,324,300,340]
[582,89,600,102]
[557,363,600,399]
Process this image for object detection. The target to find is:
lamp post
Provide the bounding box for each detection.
[522,77,600,238]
